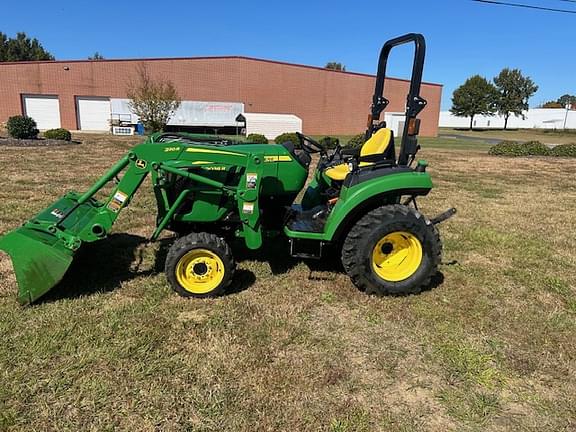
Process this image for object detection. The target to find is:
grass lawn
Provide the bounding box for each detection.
[0,134,575,431]
[439,127,576,146]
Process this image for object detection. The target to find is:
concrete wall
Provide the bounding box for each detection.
[439,109,576,129]
[0,56,443,136]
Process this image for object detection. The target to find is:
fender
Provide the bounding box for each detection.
[322,170,433,241]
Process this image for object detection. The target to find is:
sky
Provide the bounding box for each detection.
[1,0,574,110]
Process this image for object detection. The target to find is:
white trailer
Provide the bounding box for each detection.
[110,99,245,128]
[242,113,302,140]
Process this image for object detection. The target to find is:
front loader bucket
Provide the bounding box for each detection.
[0,192,111,305]
[0,228,74,305]
[0,155,136,305]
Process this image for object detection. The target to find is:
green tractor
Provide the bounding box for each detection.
[0,33,455,305]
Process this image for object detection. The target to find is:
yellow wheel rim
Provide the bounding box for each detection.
[175,249,225,294]
[372,231,423,282]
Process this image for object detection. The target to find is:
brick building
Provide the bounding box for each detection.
[0,56,442,136]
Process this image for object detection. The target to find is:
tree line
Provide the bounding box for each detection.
[540,94,576,109]
[0,31,104,61]
[450,69,538,130]
[0,32,53,61]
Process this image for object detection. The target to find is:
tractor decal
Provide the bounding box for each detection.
[185,148,243,156]
[264,155,292,162]
[107,191,128,212]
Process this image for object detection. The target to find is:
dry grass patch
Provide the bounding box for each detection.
[0,135,575,431]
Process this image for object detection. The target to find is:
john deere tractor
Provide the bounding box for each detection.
[0,33,455,304]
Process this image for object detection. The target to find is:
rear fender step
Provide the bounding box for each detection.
[289,238,324,259]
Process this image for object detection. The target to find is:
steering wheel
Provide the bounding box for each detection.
[331,141,343,162]
[296,132,326,155]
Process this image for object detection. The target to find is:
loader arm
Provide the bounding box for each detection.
[0,141,265,304]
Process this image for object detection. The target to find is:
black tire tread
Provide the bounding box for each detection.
[165,232,235,298]
[341,204,442,295]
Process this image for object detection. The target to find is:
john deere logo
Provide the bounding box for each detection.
[136,159,147,169]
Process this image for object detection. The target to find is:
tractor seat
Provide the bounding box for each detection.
[324,128,394,181]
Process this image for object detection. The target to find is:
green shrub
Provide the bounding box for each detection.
[345,133,366,148]
[246,133,268,144]
[549,143,576,157]
[7,115,38,139]
[318,136,340,149]
[275,132,300,146]
[44,128,72,141]
[488,140,550,157]
[488,141,520,156]
[524,141,551,156]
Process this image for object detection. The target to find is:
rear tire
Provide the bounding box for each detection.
[341,204,441,295]
[165,232,235,298]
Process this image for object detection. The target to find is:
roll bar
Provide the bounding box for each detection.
[367,33,428,166]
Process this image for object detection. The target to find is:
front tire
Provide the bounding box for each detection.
[165,232,235,298]
[341,204,441,295]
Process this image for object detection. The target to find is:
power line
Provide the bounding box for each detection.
[471,0,576,13]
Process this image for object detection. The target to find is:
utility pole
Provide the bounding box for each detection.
[563,103,571,130]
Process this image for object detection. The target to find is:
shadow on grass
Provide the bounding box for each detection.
[421,271,445,294]
[232,238,345,275]
[39,233,445,303]
[39,233,153,303]
[231,238,445,294]
[37,234,259,303]
[452,128,519,132]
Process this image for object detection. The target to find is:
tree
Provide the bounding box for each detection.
[0,32,54,61]
[89,52,104,60]
[450,75,499,130]
[493,68,538,129]
[325,62,346,71]
[127,64,181,132]
[557,94,576,107]
[539,95,576,109]
[541,101,564,109]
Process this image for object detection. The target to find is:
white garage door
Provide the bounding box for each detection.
[22,95,61,130]
[77,97,111,131]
